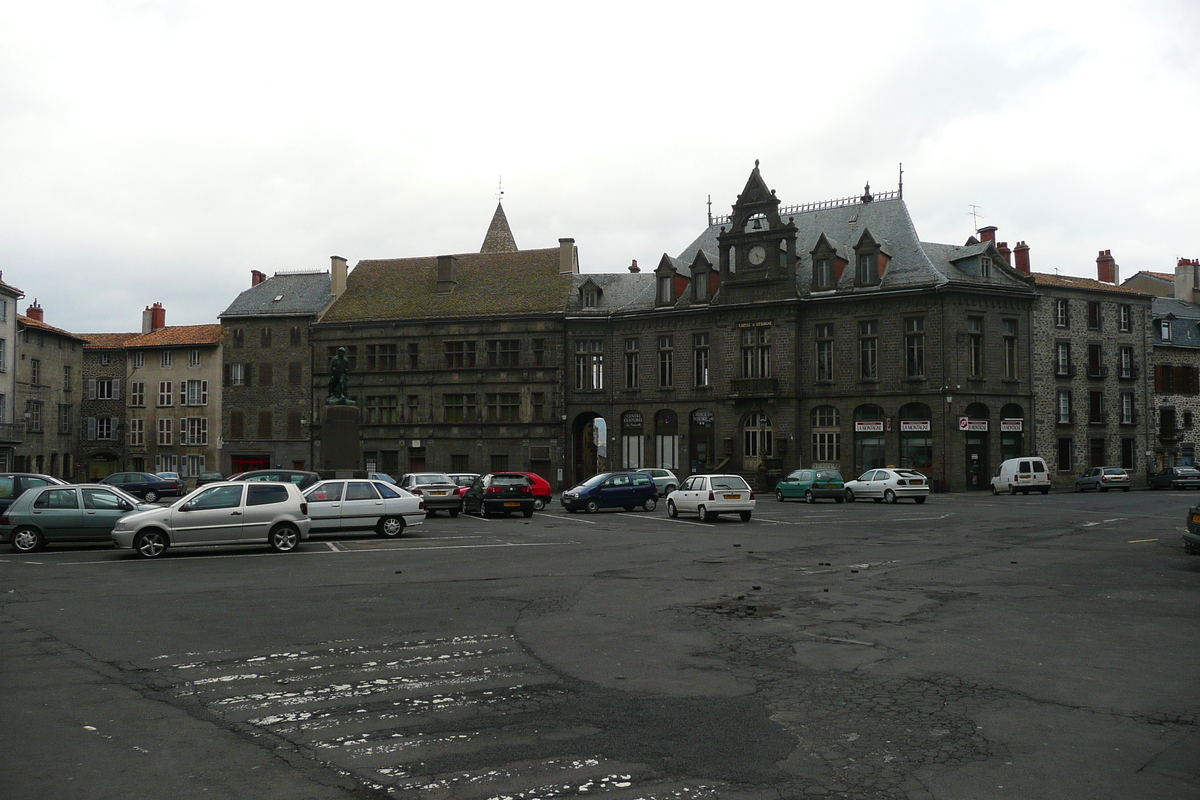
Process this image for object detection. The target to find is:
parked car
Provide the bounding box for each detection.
[990,457,1051,496]
[1,484,152,553]
[514,472,552,510]
[195,471,226,487]
[447,473,481,498]
[775,469,844,503]
[1184,502,1200,554]
[227,469,321,491]
[156,471,181,482]
[111,481,311,559]
[462,473,536,517]
[666,474,755,521]
[99,471,184,503]
[304,479,424,538]
[635,468,680,497]
[1075,466,1131,493]
[367,472,397,485]
[844,469,930,504]
[398,473,463,516]
[560,472,658,513]
[1149,466,1200,490]
[0,473,68,516]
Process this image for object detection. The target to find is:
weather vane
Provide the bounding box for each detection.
[497,176,504,203]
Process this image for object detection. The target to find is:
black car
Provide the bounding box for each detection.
[559,471,658,513]
[463,473,535,518]
[0,473,68,515]
[227,470,321,491]
[1149,466,1200,490]
[195,471,226,487]
[99,471,183,502]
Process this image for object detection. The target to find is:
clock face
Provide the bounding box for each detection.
[748,245,767,266]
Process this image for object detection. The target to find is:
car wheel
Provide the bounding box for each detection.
[426,509,438,516]
[377,515,405,538]
[663,484,677,497]
[1009,484,1018,495]
[699,504,716,522]
[566,508,578,513]
[482,508,492,518]
[642,496,657,512]
[1075,483,1083,492]
[914,496,927,504]
[1100,487,1109,493]
[1186,539,1200,555]
[269,524,300,552]
[884,489,897,504]
[1041,488,1049,495]
[1122,487,1130,492]
[835,496,844,504]
[144,490,159,503]
[739,511,752,522]
[585,499,600,514]
[11,527,44,553]
[667,500,678,518]
[775,490,785,502]
[449,509,460,518]
[1022,489,1030,496]
[523,509,534,518]
[133,529,168,559]
[805,490,815,504]
[845,489,856,503]
[991,484,999,496]
[533,498,546,511]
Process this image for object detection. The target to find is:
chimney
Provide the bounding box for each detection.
[559,238,578,274]
[1013,241,1030,275]
[1096,249,1119,284]
[251,269,267,286]
[998,242,1012,265]
[436,255,458,294]
[330,256,348,298]
[1176,258,1200,302]
[977,226,997,244]
[25,300,43,323]
[628,259,640,273]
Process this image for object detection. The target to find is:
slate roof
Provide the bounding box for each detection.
[320,248,575,323]
[1153,297,1200,349]
[567,272,656,313]
[18,315,87,342]
[1032,273,1149,297]
[125,324,223,348]
[480,203,519,253]
[219,271,333,319]
[81,332,140,350]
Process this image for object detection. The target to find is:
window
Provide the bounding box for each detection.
[261,327,272,347]
[1118,304,1132,332]
[967,317,984,377]
[230,363,246,386]
[1089,438,1106,468]
[1089,391,1104,424]
[444,340,476,368]
[24,401,42,432]
[811,406,840,462]
[574,340,604,390]
[258,363,273,386]
[58,404,71,435]
[1003,319,1018,379]
[257,411,272,439]
[813,258,834,291]
[693,272,708,302]
[532,392,546,422]
[0,339,5,372]
[1119,346,1134,379]
[134,352,144,369]
[100,353,110,366]
[1155,365,1199,395]
[1057,390,1073,424]
[288,362,302,386]
[63,365,72,388]
[1160,320,1171,341]
[183,380,208,406]
[1056,342,1072,376]
[532,339,545,367]
[485,393,521,422]
[95,417,113,440]
[365,396,399,424]
[161,351,172,368]
[657,275,673,304]
[190,350,201,367]
[407,342,419,370]
[1087,344,1104,378]
[407,395,419,423]
[129,418,144,446]
[366,344,398,371]
[93,379,117,400]
[1055,299,1070,328]
[693,333,710,387]
[286,412,303,439]
[490,454,509,472]
[130,381,145,407]
[182,417,208,446]
[229,411,244,440]
[856,253,877,285]
[624,339,640,389]
[582,286,599,307]
[443,394,475,423]
[1121,392,1135,424]
[1057,438,1074,471]
[157,417,173,446]
[486,340,520,368]
[740,328,770,379]
[905,318,925,378]
[1087,301,1101,330]
[816,323,834,382]
[743,413,774,458]
[157,381,173,407]
[30,358,40,385]
[658,335,674,387]
[451,454,471,472]
[232,329,244,348]
[859,321,878,379]
[1121,438,1136,470]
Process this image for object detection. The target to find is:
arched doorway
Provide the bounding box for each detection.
[742,412,773,471]
[963,402,990,489]
[898,402,933,471]
[854,404,886,473]
[1000,403,1024,461]
[571,412,608,484]
[689,408,715,474]
[655,409,679,470]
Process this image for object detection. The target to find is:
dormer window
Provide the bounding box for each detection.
[1161,320,1172,341]
[693,272,708,302]
[657,275,673,304]
[980,256,991,279]
[582,286,599,308]
[856,253,877,286]
[814,258,834,291]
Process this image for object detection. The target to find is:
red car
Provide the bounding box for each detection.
[515,472,552,511]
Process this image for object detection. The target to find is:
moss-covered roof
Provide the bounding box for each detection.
[320,247,574,323]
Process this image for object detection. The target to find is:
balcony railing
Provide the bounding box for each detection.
[0,422,24,444]
[730,377,779,397]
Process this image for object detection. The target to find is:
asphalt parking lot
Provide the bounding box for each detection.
[1,490,1198,800]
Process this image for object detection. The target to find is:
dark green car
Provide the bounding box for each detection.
[775,469,845,503]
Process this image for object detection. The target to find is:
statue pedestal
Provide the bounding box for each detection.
[322,405,362,473]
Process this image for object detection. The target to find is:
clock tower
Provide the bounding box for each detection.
[715,161,798,304]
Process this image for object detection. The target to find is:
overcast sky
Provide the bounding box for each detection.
[2,0,1197,333]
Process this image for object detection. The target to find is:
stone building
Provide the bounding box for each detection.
[1029,252,1154,488]
[309,204,573,483]
[0,274,25,470]
[13,301,86,478]
[219,268,337,474]
[1144,258,1200,470]
[78,332,136,479]
[564,165,1039,492]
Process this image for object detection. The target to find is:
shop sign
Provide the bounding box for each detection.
[855,420,885,433]
[958,417,988,432]
[1000,418,1024,432]
[623,411,643,427]
[691,409,714,425]
[900,420,931,432]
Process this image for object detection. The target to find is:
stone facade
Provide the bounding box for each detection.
[0,277,25,469]
[13,303,86,478]
[79,333,134,479]
[1148,295,1200,470]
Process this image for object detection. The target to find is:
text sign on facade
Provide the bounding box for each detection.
[1000,418,1024,432]
[958,417,988,432]
[900,420,931,432]
[855,420,885,433]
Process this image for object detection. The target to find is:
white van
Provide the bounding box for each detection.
[990,457,1051,495]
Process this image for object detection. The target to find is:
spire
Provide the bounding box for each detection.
[480,202,518,253]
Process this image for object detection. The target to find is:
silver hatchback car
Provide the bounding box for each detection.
[1075,466,1131,492]
[112,481,311,558]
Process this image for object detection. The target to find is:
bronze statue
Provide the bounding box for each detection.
[327,346,354,405]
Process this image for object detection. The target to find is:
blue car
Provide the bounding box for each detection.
[560,472,658,513]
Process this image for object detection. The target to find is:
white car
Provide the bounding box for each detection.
[666,474,755,522]
[304,479,425,538]
[843,468,930,504]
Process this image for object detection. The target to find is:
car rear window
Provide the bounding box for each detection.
[416,474,452,484]
[632,475,652,486]
[247,484,290,506]
[491,475,529,487]
[376,482,401,498]
[1178,468,1200,476]
[1103,468,1127,475]
[815,470,841,481]
[711,476,749,491]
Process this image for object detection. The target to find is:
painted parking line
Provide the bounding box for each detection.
[1128,538,1158,543]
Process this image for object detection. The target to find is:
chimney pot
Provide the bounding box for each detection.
[629,259,640,273]
[25,300,43,323]
[251,269,267,287]
[1013,241,1031,275]
[998,242,1012,265]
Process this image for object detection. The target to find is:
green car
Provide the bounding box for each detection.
[775,469,845,503]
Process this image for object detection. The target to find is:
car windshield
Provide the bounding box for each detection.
[710,476,749,491]
[579,473,613,488]
[814,470,842,481]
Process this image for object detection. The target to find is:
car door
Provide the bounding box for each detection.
[304,482,345,532]
[242,483,294,541]
[81,487,136,541]
[341,481,383,530]
[30,487,84,541]
[170,484,245,544]
[680,477,704,513]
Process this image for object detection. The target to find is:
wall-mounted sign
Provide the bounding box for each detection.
[691,409,715,425]
[855,420,885,433]
[1000,418,1024,432]
[958,417,988,432]
[900,420,931,432]
[736,320,774,328]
